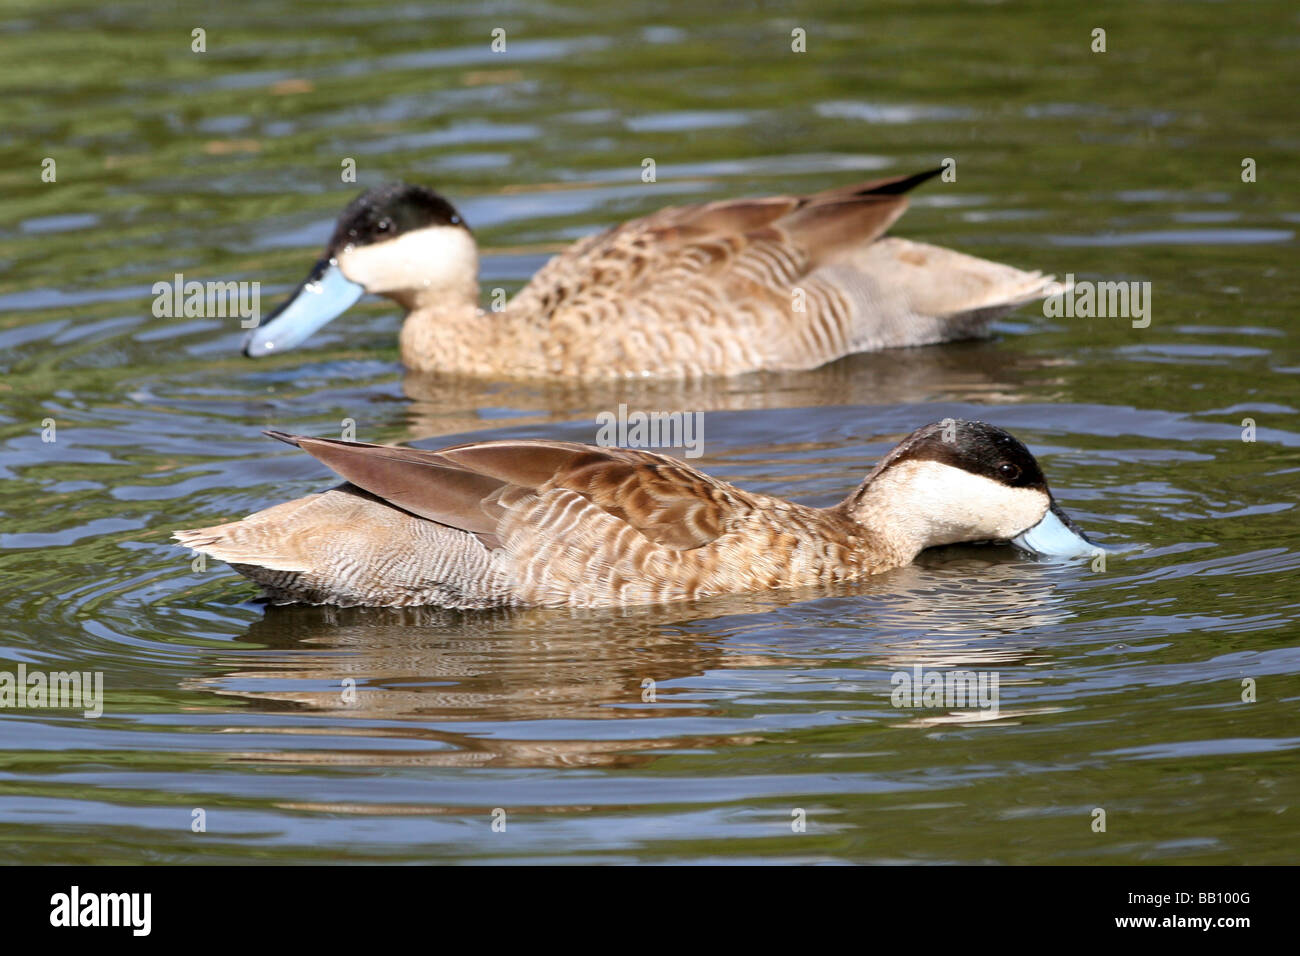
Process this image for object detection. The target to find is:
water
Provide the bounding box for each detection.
[1,0,1297,863]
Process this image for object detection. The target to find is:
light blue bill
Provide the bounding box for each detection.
[243,258,364,357]
[1011,504,1099,558]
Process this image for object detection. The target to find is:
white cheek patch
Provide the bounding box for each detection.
[336,226,477,294]
[878,460,1050,548]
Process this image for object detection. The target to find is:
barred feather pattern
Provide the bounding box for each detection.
[174,442,899,608]
[395,175,1063,379]
[173,422,1067,610]
[497,487,887,608]
[177,485,888,609]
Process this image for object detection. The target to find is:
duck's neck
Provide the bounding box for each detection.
[837,469,937,568]
[394,282,542,376]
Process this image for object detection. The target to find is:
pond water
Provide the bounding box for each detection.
[1,0,1297,863]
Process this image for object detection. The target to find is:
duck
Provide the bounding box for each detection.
[174,420,1098,609]
[242,170,1064,379]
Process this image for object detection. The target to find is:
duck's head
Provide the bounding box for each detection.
[243,183,474,358]
[848,420,1098,561]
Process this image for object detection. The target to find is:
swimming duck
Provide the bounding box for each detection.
[174,420,1097,608]
[242,170,1063,378]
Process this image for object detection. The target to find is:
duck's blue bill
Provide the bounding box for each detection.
[1011,503,1098,558]
[243,258,364,357]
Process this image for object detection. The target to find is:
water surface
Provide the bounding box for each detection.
[1,0,1297,863]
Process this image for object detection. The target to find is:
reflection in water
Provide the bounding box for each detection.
[191,553,1074,769]
[398,340,1050,439]
[859,552,1073,667]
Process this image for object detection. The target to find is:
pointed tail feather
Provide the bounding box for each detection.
[824,237,1066,351]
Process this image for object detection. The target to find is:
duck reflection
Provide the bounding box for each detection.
[396,339,1046,440]
[212,594,802,723]
[192,551,1078,768]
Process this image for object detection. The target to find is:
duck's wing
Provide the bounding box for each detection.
[264,431,754,552]
[505,169,941,324]
[506,168,1063,373]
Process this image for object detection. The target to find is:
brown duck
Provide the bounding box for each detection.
[175,420,1097,609]
[242,170,1063,378]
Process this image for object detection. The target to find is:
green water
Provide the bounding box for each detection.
[0,0,1297,863]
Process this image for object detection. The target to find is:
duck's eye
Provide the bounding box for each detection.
[376,218,393,233]
[450,215,461,225]
[999,462,1022,482]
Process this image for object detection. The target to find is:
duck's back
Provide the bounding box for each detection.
[175,435,885,608]
[499,171,1061,378]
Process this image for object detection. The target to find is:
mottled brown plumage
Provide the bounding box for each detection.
[174,421,1095,609]
[246,171,1066,378]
